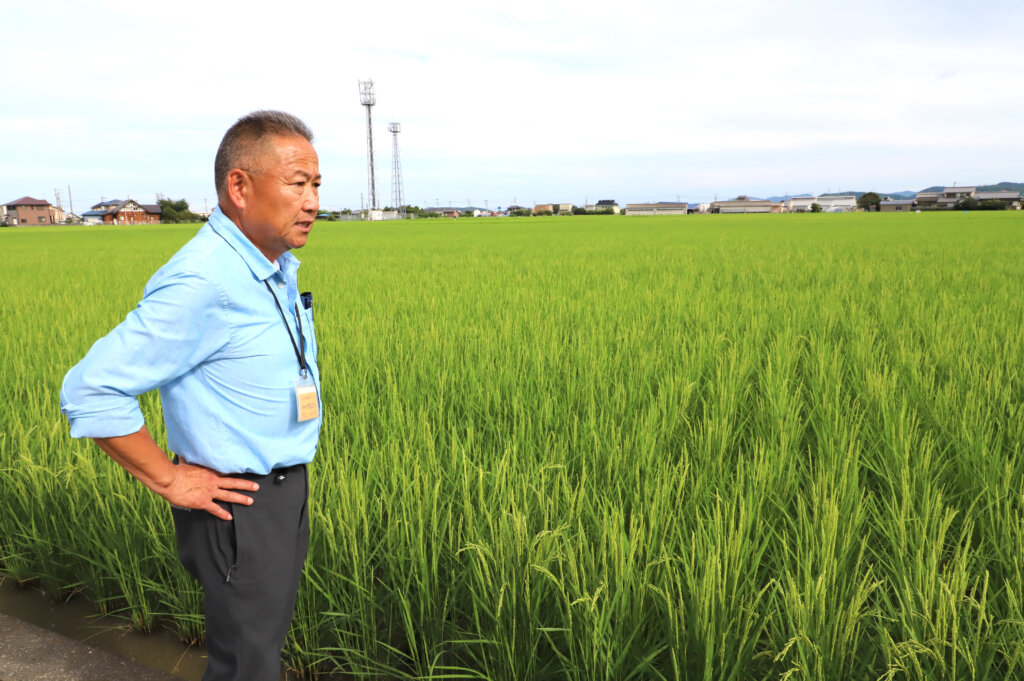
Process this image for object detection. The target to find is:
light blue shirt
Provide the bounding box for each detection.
[60,207,322,475]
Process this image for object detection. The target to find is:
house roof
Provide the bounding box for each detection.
[81,210,108,217]
[595,199,617,206]
[943,186,976,192]
[4,196,50,207]
[140,204,162,214]
[976,191,1021,200]
[627,202,689,210]
[881,200,914,205]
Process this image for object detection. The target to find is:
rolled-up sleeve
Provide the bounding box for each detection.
[60,269,232,439]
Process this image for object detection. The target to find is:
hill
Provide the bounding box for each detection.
[918,182,1024,193]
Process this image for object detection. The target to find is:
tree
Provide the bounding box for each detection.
[954,197,980,211]
[572,206,588,215]
[158,198,202,224]
[810,203,822,213]
[857,192,881,212]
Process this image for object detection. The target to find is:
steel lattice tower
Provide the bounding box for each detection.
[388,122,405,215]
[359,80,378,211]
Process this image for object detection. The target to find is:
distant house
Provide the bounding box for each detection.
[710,196,773,214]
[581,199,620,214]
[555,203,573,214]
[880,199,915,212]
[2,196,57,225]
[625,202,689,216]
[937,186,976,209]
[817,195,857,212]
[788,195,856,213]
[533,203,554,215]
[82,199,161,225]
[914,192,940,209]
[975,191,1022,209]
[788,197,816,213]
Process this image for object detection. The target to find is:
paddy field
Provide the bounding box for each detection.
[2,211,1022,680]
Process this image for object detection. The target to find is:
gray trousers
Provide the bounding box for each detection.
[171,463,309,681]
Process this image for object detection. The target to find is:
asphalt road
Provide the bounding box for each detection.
[0,613,180,681]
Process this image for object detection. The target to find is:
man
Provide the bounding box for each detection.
[60,110,323,681]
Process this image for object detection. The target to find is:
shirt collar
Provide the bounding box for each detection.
[207,206,300,282]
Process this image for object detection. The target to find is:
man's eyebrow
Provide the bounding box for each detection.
[290,170,322,181]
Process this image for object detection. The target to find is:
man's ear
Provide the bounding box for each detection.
[225,168,250,212]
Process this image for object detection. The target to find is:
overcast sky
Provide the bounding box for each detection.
[3,0,1023,211]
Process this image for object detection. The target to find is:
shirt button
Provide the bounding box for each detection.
[278,282,284,289]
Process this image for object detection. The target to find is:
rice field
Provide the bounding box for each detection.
[1,211,1023,680]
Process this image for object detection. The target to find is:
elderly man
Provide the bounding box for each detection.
[60,110,322,681]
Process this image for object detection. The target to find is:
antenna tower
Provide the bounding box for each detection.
[388,122,405,216]
[359,79,378,212]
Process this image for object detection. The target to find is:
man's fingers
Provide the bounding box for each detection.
[216,490,255,506]
[214,475,260,492]
[205,501,233,521]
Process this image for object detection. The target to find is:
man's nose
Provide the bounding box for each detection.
[302,188,318,212]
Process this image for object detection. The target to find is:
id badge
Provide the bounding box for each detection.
[295,374,319,422]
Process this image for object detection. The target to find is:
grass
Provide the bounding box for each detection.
[1,211,1023,679]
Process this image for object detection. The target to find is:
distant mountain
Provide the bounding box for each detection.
[738,182,1020,204]
[765,194,813,202]
[919,182,1023,193]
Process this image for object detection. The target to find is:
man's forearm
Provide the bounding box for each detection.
[93,426,177,496]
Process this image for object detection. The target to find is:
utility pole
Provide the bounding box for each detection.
[388,122,405,216]
[359,80,378,212]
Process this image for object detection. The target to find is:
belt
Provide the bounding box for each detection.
[173,455,305,482]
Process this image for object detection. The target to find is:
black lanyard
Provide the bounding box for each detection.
[264,279,307,377]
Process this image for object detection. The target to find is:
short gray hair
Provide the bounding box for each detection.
[215,110,314,199]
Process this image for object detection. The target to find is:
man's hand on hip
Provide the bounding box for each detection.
[92,426,258,521]
[162,461,258,520]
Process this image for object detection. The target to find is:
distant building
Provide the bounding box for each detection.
[2,196,56,225]
[914,192,940,208]
[81,199,161,225]
[975,191,1022,209]
[880,199,915,212]
[555,203,573,214]
[937,186,976,209]
[788,196,816,213]
[788,195,856,213]
[533,203,554,215]
[710,196,773,214]
[817,195,857,212]
[625,202,689,216]
[593,199,620,214]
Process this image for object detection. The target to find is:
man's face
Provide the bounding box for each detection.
[239,134,320,262]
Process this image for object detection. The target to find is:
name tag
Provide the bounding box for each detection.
[295,375,319,422]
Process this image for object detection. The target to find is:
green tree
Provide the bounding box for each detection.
[856,192,881,211]
[572,206,587,215]
[157,198,202,224]
[810,203,822,213]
